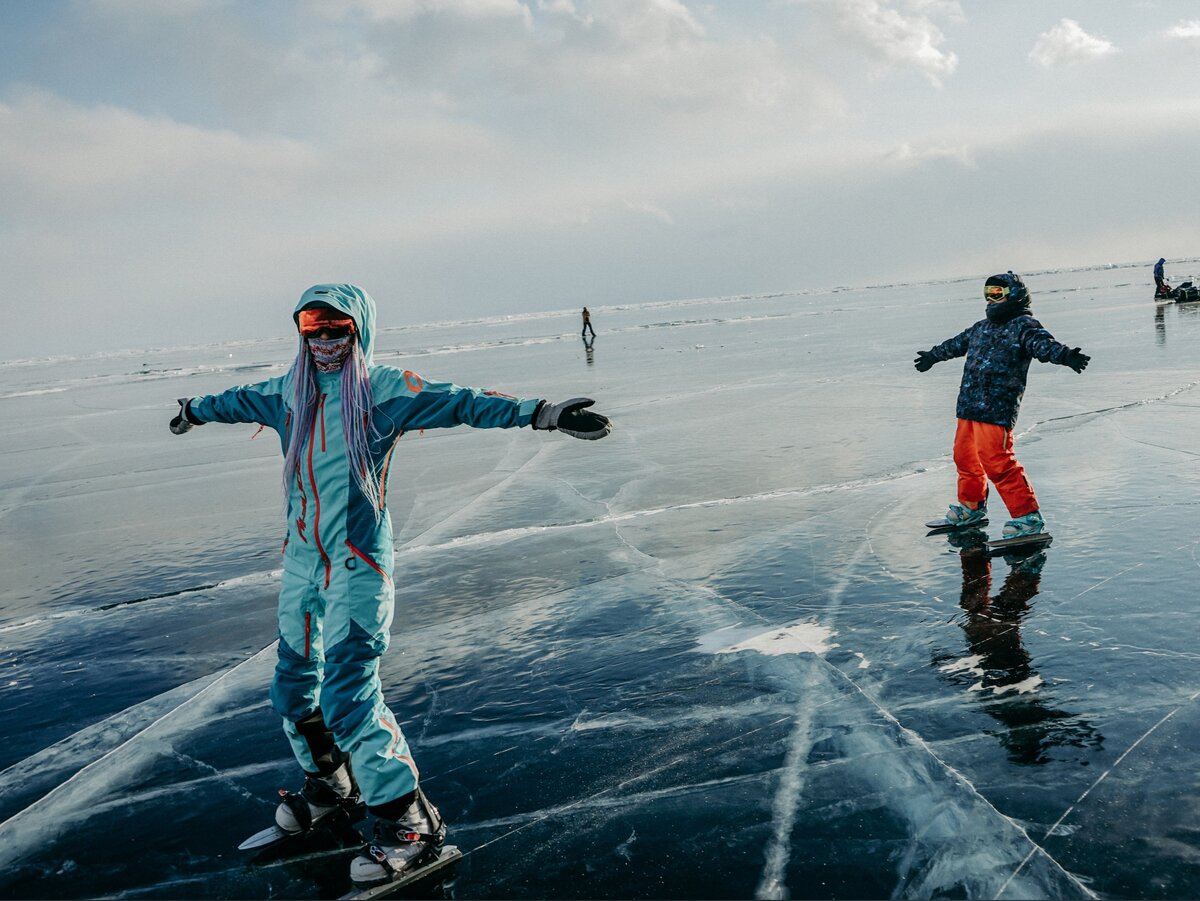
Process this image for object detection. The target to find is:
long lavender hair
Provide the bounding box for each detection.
[283,336,383,519]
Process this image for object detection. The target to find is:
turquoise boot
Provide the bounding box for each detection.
[1002,510,1045,539]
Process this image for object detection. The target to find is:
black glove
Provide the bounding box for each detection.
[169,398,202,435]
[1064,347,1090,373]
[532,397,612,440]
[913,350,937,372]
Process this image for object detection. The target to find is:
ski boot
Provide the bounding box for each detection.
[276,763,360,834]
[1002,510,1045,540]
[350,787,447,885]
[934,501,987,529]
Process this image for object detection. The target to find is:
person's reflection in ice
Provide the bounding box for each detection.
[1155,304,1166,346]
[935,530,1102,765]
[583,335,595,366]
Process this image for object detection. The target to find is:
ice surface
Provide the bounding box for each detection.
[4,262,1200,897]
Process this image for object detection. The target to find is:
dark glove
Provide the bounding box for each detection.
[1064,347,1090,373]
[169,398,202,435]
[532,397,612,440]
[913,350,937,372]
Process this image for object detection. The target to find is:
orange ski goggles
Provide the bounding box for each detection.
[297,307,357,338]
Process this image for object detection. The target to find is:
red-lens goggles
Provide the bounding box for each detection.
[297,308,356,337]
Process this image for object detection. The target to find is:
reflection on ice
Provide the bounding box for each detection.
[934,542,1103,767]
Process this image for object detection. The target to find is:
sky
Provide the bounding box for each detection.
[2,0,1199,360]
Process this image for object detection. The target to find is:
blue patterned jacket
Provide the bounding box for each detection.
[926,312,1073,429]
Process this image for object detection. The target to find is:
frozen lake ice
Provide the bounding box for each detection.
[3,262,1200,898]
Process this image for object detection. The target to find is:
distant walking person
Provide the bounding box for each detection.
[581,307,596,338]
[1154,258,1170,297]
[915,272,1090,540]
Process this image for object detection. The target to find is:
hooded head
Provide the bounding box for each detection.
[985,271,1028,303]
[984,271,1031,323]
[285,284,383,516]
[294,284,377,365]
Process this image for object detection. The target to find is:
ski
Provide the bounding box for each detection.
[925,518,988,533]
[339,845,463,900]
[987,533,1053,553]
[238,804,366,858]
[239,825,294,851]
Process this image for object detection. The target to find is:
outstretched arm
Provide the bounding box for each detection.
[375,370,612,439]
[168,378,289,435]
[914,328,970,371]
[1021,324,1090,373]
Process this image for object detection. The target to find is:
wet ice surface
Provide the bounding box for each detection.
[4,264,1200,899]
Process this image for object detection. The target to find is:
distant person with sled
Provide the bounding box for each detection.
[914,272,1090,540]
[582,306,596,338]
[169,284,612,887]
[1154,258,1171,298]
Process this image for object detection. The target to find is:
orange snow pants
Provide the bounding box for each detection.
[953,419,1039,518]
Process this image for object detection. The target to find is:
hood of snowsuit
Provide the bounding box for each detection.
[294,284,377,365]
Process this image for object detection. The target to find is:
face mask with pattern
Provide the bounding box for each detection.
[308,334,355,372]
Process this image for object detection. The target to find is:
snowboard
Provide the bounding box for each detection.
[925,518,988,534]
[986,532,1053,553]
[339,845,463,900]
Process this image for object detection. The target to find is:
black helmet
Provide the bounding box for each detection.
[984,271,1028,304]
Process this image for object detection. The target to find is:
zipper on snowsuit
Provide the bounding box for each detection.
[344,541,392,584]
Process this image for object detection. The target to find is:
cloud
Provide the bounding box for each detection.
[1165,19,1200,41]
[1029,18,1117,68]
[318,0,533,24]
[0,89,315,212]
[822,0,958,86]
[624,199,674,224]
[885,141,974,168]
[904,0,964,24]
[84,0,235,15]
[337,0,845,146]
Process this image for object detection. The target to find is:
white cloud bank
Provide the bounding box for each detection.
[1165,19,1200,41]
[0,89,314,212]
[318,0,533,24]
[1029,18,1117,68]
[826,0,959,86]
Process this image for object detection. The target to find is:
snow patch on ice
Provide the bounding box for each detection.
[994,676,1043,696]
[0,387,68,399]
[696,621,838,657]
[938,654,985,677]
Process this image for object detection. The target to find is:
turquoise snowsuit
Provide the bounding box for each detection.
[186,285,541,806]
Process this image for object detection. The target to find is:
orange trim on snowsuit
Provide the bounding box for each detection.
[379,712,419,775]
[953,418,1038,518]
[378,434,403,509]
